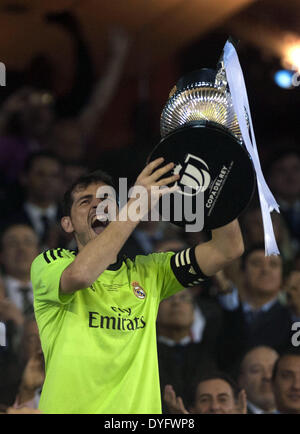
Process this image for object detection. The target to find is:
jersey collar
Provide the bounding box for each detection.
[72,248,125,271]
[107,254,126,271]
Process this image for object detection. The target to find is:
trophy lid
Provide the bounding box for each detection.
[175,68,217,91]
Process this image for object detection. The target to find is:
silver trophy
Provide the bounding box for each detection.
[148,62,255,230]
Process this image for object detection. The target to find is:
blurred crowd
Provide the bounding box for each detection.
[0,13,300,415]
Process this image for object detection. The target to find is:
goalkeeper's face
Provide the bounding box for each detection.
[61,182,118,249]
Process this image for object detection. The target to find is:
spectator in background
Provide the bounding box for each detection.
[17,316,42,368]
[240,202,294,271]
[164,373,247,414]
[0,224,39,321]
[0,9,96,162]
[0,224,39,406]
[0,15,129,220]
[0,316,43,410]
[156,290,216,412]
[0,224,39,360]
[155,236,222,349]
[285,269,300,321]
[10,316,44,411]
[0,87,55,186]
[4,406,41,414]
[272,349,300,414]
[216,244,295,375]
[237,346,279,414]
[48,26,130,164]
[62,160,88,191]
[267,147,300,252]
[9,351,44,412]
[156,235,208,345]
[10,152,90,251]
[0,14,129,181]
[6,151,63,250]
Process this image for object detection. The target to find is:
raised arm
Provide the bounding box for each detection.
[77,28,130,139]
[60,201,139,293]
[195,219,244,277]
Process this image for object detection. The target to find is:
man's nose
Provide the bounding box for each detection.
[93,197,109,214]
[261,261,270,270]
[262,368,273,381]
[92,196,105,207]
[209,400,222,413]
[92,197,101,207]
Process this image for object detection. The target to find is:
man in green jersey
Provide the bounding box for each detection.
[31,157,244,414]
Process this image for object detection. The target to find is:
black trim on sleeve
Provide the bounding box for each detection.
[49,249,57,261]
[170,246,210,287]
[43,251,51,264]
[42,249,60,264]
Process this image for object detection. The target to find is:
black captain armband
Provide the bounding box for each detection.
[170,247,210,287]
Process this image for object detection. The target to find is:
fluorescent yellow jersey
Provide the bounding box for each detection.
[31,248,184,414]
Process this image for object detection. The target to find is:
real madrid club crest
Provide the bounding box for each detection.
[132,282,146,300]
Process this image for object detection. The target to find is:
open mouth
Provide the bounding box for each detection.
[91,217,109,234]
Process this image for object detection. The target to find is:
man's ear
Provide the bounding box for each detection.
[61,216,74,234]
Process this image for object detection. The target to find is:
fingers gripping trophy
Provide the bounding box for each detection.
[148,39,280,256]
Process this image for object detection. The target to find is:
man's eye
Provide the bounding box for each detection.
[250,368,261,374]
[250,365,262,374]
[199,398,208,403]
[81,200,89,205]
[219,397,228,403]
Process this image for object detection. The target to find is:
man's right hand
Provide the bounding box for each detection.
[129,157,180,221]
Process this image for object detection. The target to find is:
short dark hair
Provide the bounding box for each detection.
[62,169,116,216]
[0,222,39,251]
[272,348,300,382]
[265,146,300,177]
[23,150,62,173]
[237,345,279,377]
[240,243,266,270]
[188,371,240,407]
